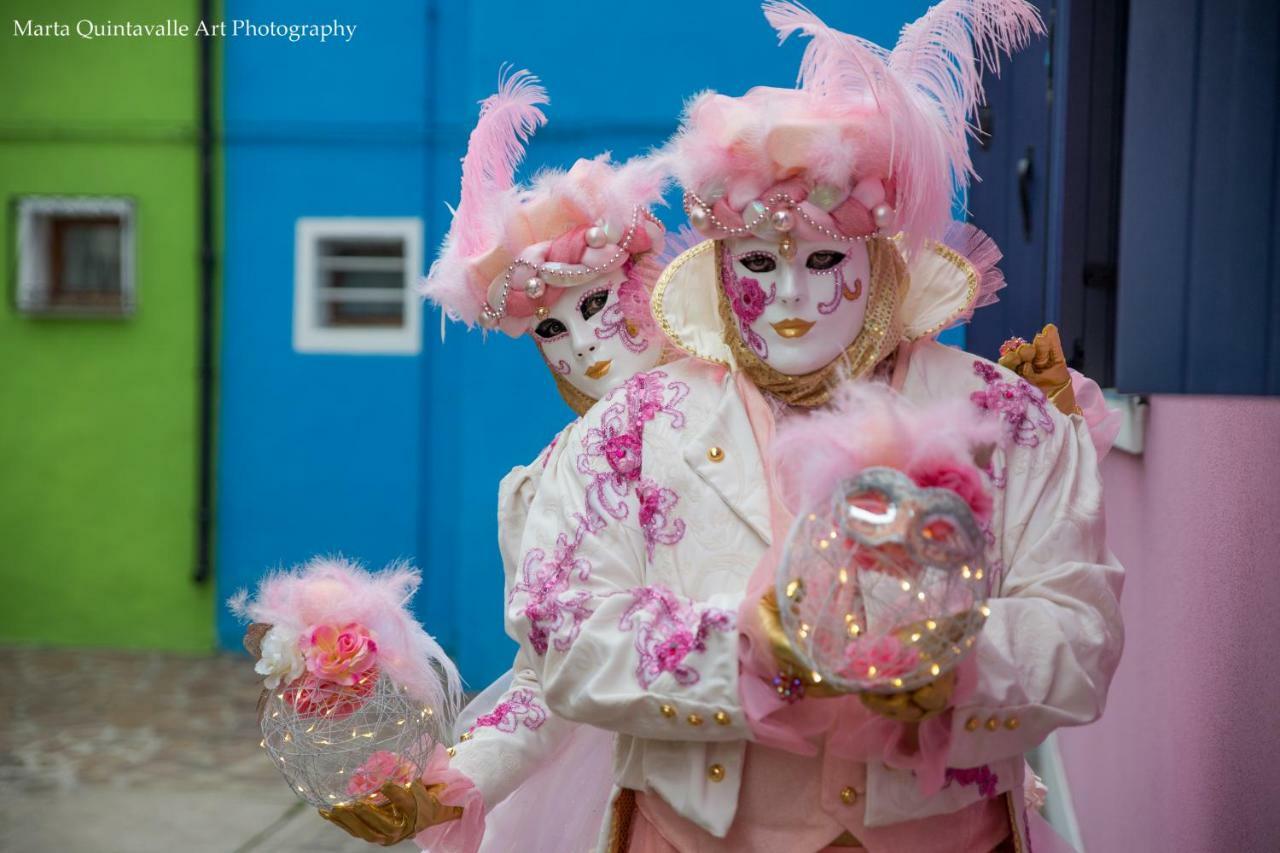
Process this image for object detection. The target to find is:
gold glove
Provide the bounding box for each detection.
[998,323,1081,416]
[859,668,956,723]
[858,615,965,723]
[320,780,462,846]
[758,589,841,699]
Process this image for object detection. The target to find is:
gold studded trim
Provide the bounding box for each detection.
[909,240,980,340]
[1006,791,1024,853]
[650,238,731,368]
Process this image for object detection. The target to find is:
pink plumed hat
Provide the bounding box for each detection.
[423,67,668,338]
[670,1,1043,251]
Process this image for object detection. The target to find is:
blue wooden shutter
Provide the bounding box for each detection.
[1116,0,1280,394]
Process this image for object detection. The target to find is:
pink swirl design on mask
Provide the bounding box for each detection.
[551,359,571,376]
[595,301,650,353]
[618,585,734,688]
[515,370,690,655]
[468,688,547,734]
[720,245,773,359]
[817,266,858,315]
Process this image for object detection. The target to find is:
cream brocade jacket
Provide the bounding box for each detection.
[452,339,1123,845]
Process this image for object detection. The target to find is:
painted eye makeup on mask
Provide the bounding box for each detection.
[534,317,568,341]
[805,250,847,272]
[578,287,610,320]
[736,251,777,274]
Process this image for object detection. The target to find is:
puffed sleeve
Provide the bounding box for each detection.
[448,431,582,808]
[447,646,581,808]
[505,381,751,741]
[945,403,1124,768]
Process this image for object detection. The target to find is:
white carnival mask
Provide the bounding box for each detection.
[722,236,870,375]
[531,266,662,401]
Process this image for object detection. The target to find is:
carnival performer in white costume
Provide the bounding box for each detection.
[324,3,1123,851]
[321,68,675,851]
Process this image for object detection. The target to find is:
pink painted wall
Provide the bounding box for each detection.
[1057,395,1280,851]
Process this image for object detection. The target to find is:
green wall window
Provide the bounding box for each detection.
[15,196,136,317]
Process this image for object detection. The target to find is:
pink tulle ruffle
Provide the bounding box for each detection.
[1070,369,1121,459]
[412,744,485,853]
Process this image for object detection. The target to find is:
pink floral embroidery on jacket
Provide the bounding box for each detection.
[945,764,999,798]
[970,361,1054,448]
[516,370,690,655]
[468,688,547,734]
[637,479,685,559]
[618,585,734,688]
[512,525,595,654]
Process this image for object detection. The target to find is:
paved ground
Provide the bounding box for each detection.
[0,646,415,852]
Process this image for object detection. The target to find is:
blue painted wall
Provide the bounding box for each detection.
[217,0,935,687]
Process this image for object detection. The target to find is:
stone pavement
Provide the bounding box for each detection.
[0,646,415,852]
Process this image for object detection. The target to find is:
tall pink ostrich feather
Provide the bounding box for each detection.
[229,557,462,716]
[421,66,548,326]
[762,0,1043,246]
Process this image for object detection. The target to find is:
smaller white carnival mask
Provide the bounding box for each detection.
[722,236,870,376]
[532,266,661,401]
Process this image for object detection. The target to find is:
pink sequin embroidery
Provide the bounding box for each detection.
[618,585,734,688]
[636,479,686,559]
[945,765,999,798]
[514,524,594,654]
[468,688,547,734]
[515,371,690,655]
[970,361,1054,448]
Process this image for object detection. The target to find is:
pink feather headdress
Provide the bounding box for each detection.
[422,67,669,338]
[229,557,462,715]
[670,1,1043,251]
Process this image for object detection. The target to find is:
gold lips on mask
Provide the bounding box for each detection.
[585,359,613,380]
[770,318,815,339]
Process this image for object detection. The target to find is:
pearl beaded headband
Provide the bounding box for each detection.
[478,205,663,330]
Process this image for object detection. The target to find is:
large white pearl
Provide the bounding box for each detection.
[523,276,545,299]
[770,209,795,233]
[873,204,893,229]
[689,205,711,231]
[585,226,608,249]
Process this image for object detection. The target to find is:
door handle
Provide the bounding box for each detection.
[1017,146,1034,241]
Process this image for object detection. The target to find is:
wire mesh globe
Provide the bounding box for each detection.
[260,669,446,809]
[775,467,992,694]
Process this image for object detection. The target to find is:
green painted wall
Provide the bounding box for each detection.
[0,1,214,650]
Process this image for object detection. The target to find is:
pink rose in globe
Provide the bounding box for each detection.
[346,750,417,800]
[304,622,378,686]
[841,635,921,681]
[909,457,993,524]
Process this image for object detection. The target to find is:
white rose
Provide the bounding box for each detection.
[255,626,306,689]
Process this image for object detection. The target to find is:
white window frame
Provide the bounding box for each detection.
[293,217,422,355]
[15,195,137,317]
